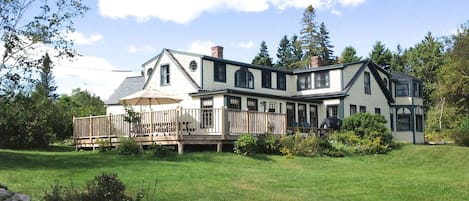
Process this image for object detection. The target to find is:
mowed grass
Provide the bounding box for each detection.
[1,145,468,201]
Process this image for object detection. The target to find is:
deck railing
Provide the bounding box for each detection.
[73,107,287,141]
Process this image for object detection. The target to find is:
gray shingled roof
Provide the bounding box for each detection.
[391,72,420,80]
[106,76,144,105]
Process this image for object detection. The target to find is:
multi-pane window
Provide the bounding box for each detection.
[396,81,409,96]
[375,108,381,115]
[297,73,311,90]
[327,105,338,118]
[315,71,329,88]
[397,108,411,131]
[214,61,226,82]
[359,105,366,113]
[235,67,254,89]
[268,102,276,113]
[350,104,357,115]
[160,64,170,86]
[364,72,371,94]
[247,98,258,111]
[310,105,318,128]
[413,82,423,97]
[286,102,296,127]
[277,72,286,90]
[298,104,307,126]
[200,98,213,128]
[262,70,271,88]
[228,96,241,110]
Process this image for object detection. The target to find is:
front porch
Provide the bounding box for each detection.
[73,107,287,153]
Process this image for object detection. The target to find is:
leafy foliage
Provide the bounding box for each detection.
[279,133,343,157]
[340,46,362,63]
[118,138,141,155]
[252,41,273,67]
[369,41,392,67]
[234,134,258,155]
[257,134,279,154]
[97,140,112,152]
[150,144,172,157]
[452,118,469,147]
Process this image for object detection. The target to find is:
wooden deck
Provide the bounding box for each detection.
[73,107,287,153]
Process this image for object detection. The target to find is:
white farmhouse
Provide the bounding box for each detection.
[107,46,425,144]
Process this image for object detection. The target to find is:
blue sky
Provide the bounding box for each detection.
[52,0,469,100]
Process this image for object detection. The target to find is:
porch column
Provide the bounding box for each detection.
[177,141,184,154]
[217,142,223,152]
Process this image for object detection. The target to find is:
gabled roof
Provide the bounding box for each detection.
[391,72,420,81]
[143,49,201,90]
[106,76,144,105]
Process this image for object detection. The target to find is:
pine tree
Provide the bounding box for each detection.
[340,46,362,63]
[275,35,293,69]
[317,22,335,65]
[37,52,59,100]
[252,41,273,67]
[390,44,407,72]
[289,35,304,69]
[369,41,392,67]
[300,5,319,61]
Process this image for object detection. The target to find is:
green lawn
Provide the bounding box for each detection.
[1,145,468,201]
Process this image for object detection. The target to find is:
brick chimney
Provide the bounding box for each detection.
[311,56,321,68]
[211,46,224,58]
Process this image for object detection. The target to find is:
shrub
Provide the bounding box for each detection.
[257,133,279,154]
[150,144,171,157]
[234,134,258,155]
[97,140,111,152]
[279,133,343,157]
[118,138,141,155]
[452,118,469,146]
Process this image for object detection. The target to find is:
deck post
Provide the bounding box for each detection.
[217,142,223,152]
[177,141,184,154]
[221,106,228,140]
[89,115,94,150]
[108,114,112,148]
[73,116,77,151]
[176,107,181,140]
[150,111,153,142]
[246,111,250,134]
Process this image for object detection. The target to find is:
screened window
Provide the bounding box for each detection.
[286,102,296,127]
[247,98,258,111]
[298,104,307,125]
[350,104,357,115]
[227,96,241,110]
[262,70,271,88]
[397,108,411,131]
[364,72,371,94]
[297,73,311,90]
[235,67,254,89]
[200,98,213,128]
[359,106,366,113]
[214,61,226,82]
[310,105,318,128]
[315,71,329,88]
[160,64,170,86]
[396,81,409,96]
[277,72,286,90]
[327,105,338,118]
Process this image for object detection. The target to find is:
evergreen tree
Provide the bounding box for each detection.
[289,35,304,69]
[317,22,335,65]
[275,35,292,69]
[369,41,392,67]
[390,44,407,72]
[340,46,362,63]
[252,41,273,67]
[300,5,319,60]
[37,52,59,99]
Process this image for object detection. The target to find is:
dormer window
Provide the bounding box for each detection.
[314,71,329,88]
[235,67,254,89]
[297,73,311,91]
[396,81,409,96]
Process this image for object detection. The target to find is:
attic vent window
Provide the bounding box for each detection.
[189,60,197,72]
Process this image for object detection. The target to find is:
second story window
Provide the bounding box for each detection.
[396,81,409,96]
[314,71,329,88]
[235,67,254,89]
[277,72,286,90]
[364,72,371,94]
[214,61,226,82]
[262,70,271,88]
[297,73,311,91]
[160,64,170,86]
[413,82,423,97]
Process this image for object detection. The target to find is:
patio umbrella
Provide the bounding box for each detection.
[118,88,182,110]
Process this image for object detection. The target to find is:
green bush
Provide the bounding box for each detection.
[97,140,112,152]
[452,118,469,146]
[257,134,279,154]
[43,173,136,201]
[279,133,343,157]
[234,134,258,155]
[117,138,141,155]
[150,144,172,157]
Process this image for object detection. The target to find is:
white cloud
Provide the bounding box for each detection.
[54,56,140,100]
[98,0,367,24]
[66,32,103,45]
[237,40,254,49]
[128,44,157,54]
[331,8,341,16]
[186,40,216,55]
